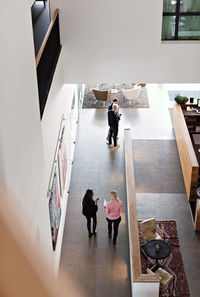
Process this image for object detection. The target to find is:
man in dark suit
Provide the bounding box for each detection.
[108,98,118,111]
[106,98,119,142]
[108,104,120,148]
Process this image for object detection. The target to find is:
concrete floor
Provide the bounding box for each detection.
[133,139,185,193]
[60,84,200,297]
[60,109,131,297]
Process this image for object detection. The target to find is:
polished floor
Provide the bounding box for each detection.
[60,110,131,297]
[133,139,185,193]
[60,84,200,297]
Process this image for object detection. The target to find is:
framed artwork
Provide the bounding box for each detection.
[77,84,84,112]
[71,91,76,110]
[58,125,67,196]
[49,163,61,251]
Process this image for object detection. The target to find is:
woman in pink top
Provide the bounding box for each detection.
[104,190,124,245]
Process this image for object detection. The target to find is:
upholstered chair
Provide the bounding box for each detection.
[140,218,165,242]
[92,89,109,102]
[122,85,141,103]
[147,265,174,297]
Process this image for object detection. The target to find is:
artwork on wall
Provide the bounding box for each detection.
[58,124,67,196]
[49,163,61,251]
[77,84,84,111]
[70,91,77,123]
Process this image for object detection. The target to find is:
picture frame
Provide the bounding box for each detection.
[49,162,61,251]
[58,124,67,197]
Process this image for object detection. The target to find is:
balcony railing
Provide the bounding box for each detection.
[124,128,160,291]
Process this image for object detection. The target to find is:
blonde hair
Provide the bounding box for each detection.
[110,190,120,201]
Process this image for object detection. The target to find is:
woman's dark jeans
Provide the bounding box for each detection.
[106,216,121,241]
[86,215,97,234]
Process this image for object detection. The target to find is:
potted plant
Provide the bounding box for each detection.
[174,94,188,104]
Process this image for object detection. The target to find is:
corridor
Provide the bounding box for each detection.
[60,109,131,297]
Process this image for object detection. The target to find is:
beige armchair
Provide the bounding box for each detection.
[147,265,174,296]
[140,218,165,242]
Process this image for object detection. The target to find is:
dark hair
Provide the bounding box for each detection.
[82,189,93,205]
[112,98,118,102]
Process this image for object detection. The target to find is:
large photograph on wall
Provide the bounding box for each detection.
[49,164,61,251]
[58,125,67,196]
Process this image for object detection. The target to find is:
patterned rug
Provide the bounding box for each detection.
[139,221,190,297]
[82,83,149,108]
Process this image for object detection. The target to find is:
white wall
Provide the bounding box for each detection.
[0,0,80,271]
[40,49,79,270]
[0,0,54,261]
[52,0,200,83]
[0,0,44,227]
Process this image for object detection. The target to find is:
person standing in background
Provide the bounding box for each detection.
[108,98,119,111]
[82,189,99,238]
[107,104,120,149]
[106,99,119,143]
[104,190,124,244]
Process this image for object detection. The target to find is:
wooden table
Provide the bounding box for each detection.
[183,110,200,117]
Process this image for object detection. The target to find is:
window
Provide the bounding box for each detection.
[31,0,50,56]
[162,0,200,40]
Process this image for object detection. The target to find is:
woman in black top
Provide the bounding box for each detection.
[82,189,98,237]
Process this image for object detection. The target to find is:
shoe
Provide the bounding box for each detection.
[113,239,117,245]
[89,233,93,238]
[113,144,120,150]
[108,233,112,238]
[109,144,113,148]
[93,231,97,236]
[106,140,109,144]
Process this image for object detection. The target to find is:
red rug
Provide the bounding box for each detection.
[139,221,190,297]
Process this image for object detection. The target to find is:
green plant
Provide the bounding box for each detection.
[174,95,188,104]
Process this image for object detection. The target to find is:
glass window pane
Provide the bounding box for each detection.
[180,0,200,13]
[178,16,200,39]
[163,0,177,13]
[162,16,176,40]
